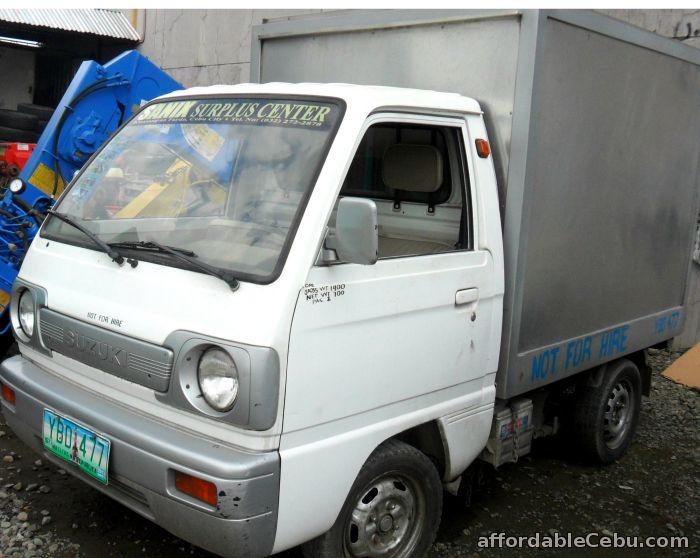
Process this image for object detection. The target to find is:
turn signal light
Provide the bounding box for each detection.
[475,138,491,158]
[174,471,217,506]
[1,383,15,405]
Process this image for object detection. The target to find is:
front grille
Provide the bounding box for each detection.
[40,320,63,342]
[39,308,174,392]
[127,353,171,380]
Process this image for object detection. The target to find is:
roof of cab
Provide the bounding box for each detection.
[158,82,483,115]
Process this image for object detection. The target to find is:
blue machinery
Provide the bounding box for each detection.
[0,50,181,329]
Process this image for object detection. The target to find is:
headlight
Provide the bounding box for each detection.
[18,289,35,337]
[197,348,238,412]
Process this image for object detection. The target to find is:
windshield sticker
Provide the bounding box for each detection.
[181,123,225,162]
[136,99,336,129]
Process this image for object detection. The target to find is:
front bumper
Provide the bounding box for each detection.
[0,355,279,558]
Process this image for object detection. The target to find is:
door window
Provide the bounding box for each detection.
[338,121,472,259]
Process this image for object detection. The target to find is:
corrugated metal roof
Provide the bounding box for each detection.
[0,9,140,41]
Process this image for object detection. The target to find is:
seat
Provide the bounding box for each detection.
[377,144,452,258]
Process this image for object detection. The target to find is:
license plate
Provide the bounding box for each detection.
[42,409,111,484]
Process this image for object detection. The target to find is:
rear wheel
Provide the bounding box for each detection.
[303,439,442,558]
[573,359,642,463]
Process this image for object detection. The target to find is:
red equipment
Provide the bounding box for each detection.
[0,143,36,189]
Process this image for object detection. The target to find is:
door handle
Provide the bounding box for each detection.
[455,288,479,306]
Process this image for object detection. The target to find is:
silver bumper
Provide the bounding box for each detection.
[0,355,279,558]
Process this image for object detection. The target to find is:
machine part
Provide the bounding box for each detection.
[479,398,534,467]
[0,143,33,191]
[572,359,642,464]
[303,439,442,558]
[21,49,181,206]
[0,110,38,131]
[0,143,35,175]
[529,389,562,439]
[0,51,181,333]
[8,179,24,194]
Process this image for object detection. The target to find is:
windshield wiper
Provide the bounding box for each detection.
[47,210,125,266]
[108,240,196,257]
[110,240,240,291]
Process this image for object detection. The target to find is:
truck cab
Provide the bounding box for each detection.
[0,83,504,557]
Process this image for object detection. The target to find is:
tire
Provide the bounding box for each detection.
[0,126,39,143]
[303,439,442,558]
[37,118,49,132]
[0,109,38,131]
[573,359,642,464]
[16,103,55,120]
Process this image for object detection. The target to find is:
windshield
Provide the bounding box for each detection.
[43,97,343,282]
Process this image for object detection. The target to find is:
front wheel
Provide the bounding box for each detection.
[303,439,442,558]
[573,358,642,464]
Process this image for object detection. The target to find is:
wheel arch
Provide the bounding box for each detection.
[627,350,652,396]
[582,351,650,396]
[395,405,494,482]
[274,399,493,553]
[393,420,447,478]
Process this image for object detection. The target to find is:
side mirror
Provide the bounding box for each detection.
[325,197,378,265]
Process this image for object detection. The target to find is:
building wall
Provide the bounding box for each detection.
[133,9,700,88]
[0,46,35,110]
[599,9,700,48]
[133,9,320,88]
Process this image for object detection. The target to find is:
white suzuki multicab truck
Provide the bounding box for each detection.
[2,10,700,558]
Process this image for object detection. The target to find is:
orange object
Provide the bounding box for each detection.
[174,471,217,506]
[662,343,700,389]
[1,383,15,405]
[475,138,491,158]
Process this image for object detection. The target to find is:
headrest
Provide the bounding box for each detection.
[381,144,443,193]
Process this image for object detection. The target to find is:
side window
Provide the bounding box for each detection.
[339,121,471,259]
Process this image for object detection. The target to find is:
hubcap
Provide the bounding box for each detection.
[345,474,425,557]
[603,378,634,450]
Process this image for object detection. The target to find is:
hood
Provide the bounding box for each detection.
[19,238,296,351]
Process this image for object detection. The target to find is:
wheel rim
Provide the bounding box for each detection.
[603,378,635,450]
[344,473,425,558]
